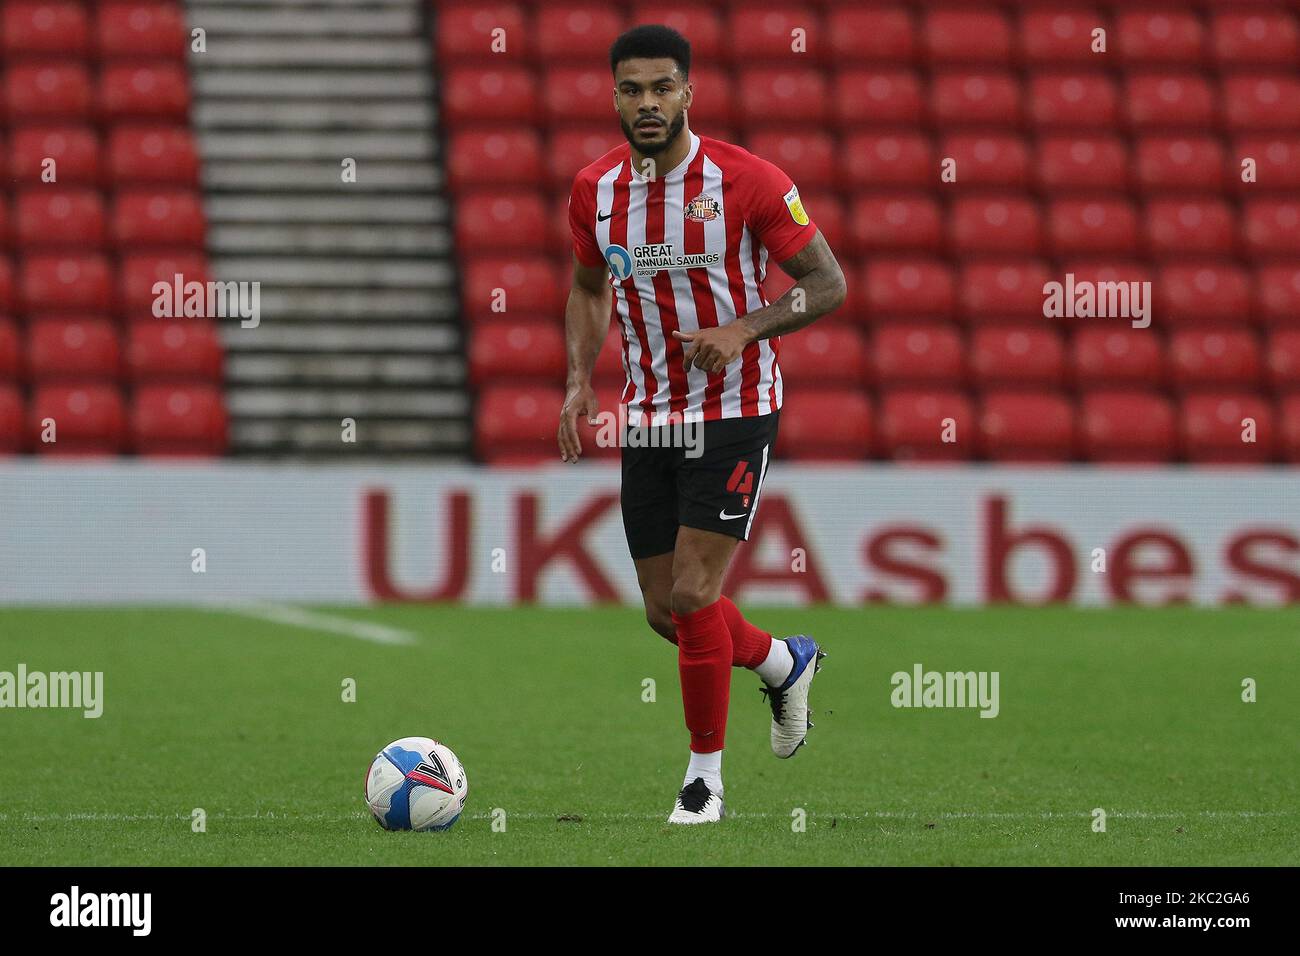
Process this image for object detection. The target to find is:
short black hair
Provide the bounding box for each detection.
[609,24,691,79]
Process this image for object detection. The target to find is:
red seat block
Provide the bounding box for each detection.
[1079,391,1176,462]
[737,69,828,124]
[931,71,1020,127]
[20,254,113,312]
[475,384,564,462]
[1256,265,1300,326]
[461,256,559,321]
[1072,329,1164,387]
[1028,73,1119,129]
[111,190,206,247]
[547,126,622,187]
[850,194,942,254]
[879,389,974,461]
[775,389,872,461]
[107,126,198,184]
[535,5,624,62]
[939,133,1030,188]
[842,132,933,188]
[1125,73,1217,130]
[729,5,824,63]
[959,260,1054,323]
[1135,137,1225,193]
[979,391,1075,461]
[835,69,924,127]
[828,7,913,64]
[126,320,223,381]
[441,67,536,124]
[0,257,15,312]
[542,67,615,124]
[794,192,844,259]
[0,385,22,452]
[469,319,565,384]
[8,126,101,185]
[436,2,530,63]
[970,327,1064,388]
[1047,199,1139,256]
[30,383,126,454]
[679,66,732,127]
[1145,199,1236,257]
[97,2,188,59]
[1223,75,1300,132]
[0,320,22,382]
[1168,330,1262,390]
[1211,12,1299,67]
[1036,135,1129,190]
[455,192,547,252]
[1233,136,1300,194]
[1267,330,1300,391]
[863,259,955,322]
[1020,10,1106,66]
[119,251,210,312]
[100,64,191,121]
[4,64,93,122]
[634,6,723,59]
[447,130,543,190]
[131,384,227,455]
[870,324,963,387]
[778,325,866,388]
[1156,265,1251,326]
[1182,393,1275,463]
[746,131,837,191]
[922,9,1013,64]
[2,1,91,57]
[15,189,106,249]
[1115,11,1206,65]
[949,196,1042,256]
[27,318,120,380]
[1243,201,1300,258]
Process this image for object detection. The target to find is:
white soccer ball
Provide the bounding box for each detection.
[365,736,468,831]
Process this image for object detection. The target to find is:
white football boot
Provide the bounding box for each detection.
[760,635,825,758]
[667,777,725,824]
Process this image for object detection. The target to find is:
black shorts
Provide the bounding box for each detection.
[620,410,779,560]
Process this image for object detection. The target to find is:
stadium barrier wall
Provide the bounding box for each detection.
[1,462,1296,606]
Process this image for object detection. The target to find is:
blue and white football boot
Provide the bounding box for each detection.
[760,636,825,758]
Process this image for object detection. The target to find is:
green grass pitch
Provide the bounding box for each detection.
[1,605,1296,866]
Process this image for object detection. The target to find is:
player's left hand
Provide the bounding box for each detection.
[672,325,750,374]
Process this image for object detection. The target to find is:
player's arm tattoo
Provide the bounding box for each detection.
[737,230,847,343]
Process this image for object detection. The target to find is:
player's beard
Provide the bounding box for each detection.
[620,111,685,157]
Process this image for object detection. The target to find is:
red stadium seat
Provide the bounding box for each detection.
[949,196,1043,256]
[14,189,106,249]
[8,126,101,185]
[126,320,223,381]
[461,256,560,322]
[1281,395,1300,462]
[777,325,867,387]
[26,317,120,381]
[1079,391,1176,462]
[1267,330,1300,391]
[119,251,210,313]
[931,71,1020,127]
[1035,135,1129,191]
[774,389,872,461]
[978,391,1075,462]
[29,383,126,454]
[535,5,624,62]
[1072,328,1165,387]
[455,192,547,253]
[435,2,530,64]
[870,324,964,387]
[1168,330,1262,390]
[106,126,199,185]
[841,132,933,188]
[469,319,565,384]
[862,259,955,322]
[1211,12,1299,67]
[939,134,1030,188]
[111,190,206,247]
[1181,393,1275,464]
[542,67,614,124]
[1115,11,1206,65]
[1145,199,1236,257]
[441,67,536,124]
[1257,266,1300,326]
[970,327,1065,388]
[879,388,974,461]
[0,385,22,453]
[475,384,564,462]
[1135,137,1225,193]
[745,130,837,191]
[633,7,723,59]
[737,69,828,124]
[835,69,924,127]
[1125,73,1217,130]
[1028,73,1119,129]
[1,1,91,57]
[131,383,227,455]
[1233,136,1300,194]
[4,64,93,122]
[99,64,191,121]
[1019,9,1105,66]
[0,320,21,382]
[1058,259,1156,325]
[20,254,113,312]
[679,66,732,127]
[1047,199,1140,256]
[795,192,844,259]
[1242,201,1300,259]
[959,260,1054,324]
[547,126,622,187]
[729,5,824,64]
[446,130,543,190]
[849,194,942,254]
[96,2,188,59]
[0,257,14,312]
[923,9,1012,65]
[1222,75,1300,132]
[1156,265,1251,326]
[827,7,914,64]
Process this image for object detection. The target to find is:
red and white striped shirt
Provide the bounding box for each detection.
[569,132,816,425]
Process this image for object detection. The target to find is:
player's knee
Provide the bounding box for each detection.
[646,605,676,642]
[669,576,719,617]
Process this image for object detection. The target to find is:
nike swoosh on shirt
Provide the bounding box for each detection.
[596,210,613,222]
[718,510,748,520]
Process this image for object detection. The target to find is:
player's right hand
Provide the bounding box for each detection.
[558,382,600,463]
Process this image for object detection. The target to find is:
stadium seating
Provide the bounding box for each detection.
[0,0,226,457]
[432,0,1300,464]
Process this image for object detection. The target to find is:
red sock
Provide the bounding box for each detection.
[673,600,732,753]
[719,596,771,669]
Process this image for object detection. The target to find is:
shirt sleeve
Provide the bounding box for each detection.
[743,156,817,265]
[567,175,605,268]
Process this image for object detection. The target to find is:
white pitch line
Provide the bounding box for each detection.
[206,602,416,646]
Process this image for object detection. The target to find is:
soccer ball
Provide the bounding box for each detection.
[364,736,468,831]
